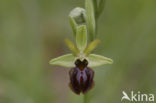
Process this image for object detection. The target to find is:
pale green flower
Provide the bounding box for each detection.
[49,25,113,68]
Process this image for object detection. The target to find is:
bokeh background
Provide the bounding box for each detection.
[0,0,156,103]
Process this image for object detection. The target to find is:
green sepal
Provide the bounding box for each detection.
[49,54,75,68]
[84,39,100,56]
[64,38,79,56]
[76,25,87,52]
[87,54,113,68]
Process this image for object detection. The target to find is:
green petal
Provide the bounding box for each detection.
[87,54,113,68]
[76,25,87,52]
[64,38,79,56]
[49,54,75,68]
[84,39,100,56]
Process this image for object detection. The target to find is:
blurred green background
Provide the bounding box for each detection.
[0,0,156,103]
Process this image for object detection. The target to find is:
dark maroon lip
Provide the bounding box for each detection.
[69,59,94,94]
[75,59,88,71]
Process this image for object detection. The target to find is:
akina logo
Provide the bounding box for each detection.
[121,91,154,102]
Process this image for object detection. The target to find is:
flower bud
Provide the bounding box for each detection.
[69,7,86,25]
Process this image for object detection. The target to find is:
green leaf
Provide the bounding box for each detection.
[84,39,100,56]
[87,54,113,67]
[76,25,87,52]
[64,38,79,56]
[49,54,75,68]
[96,0,105,19]
[85,0,96,41]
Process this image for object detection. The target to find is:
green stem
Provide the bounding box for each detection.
[83,1,106,102]
[83,94,89,103]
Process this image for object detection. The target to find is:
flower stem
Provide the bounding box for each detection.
[83,94,89,103]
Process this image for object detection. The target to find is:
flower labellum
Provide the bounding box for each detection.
[69,59,94,94]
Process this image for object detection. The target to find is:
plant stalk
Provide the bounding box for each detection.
[83,0,106,103]
[83,94,89,103]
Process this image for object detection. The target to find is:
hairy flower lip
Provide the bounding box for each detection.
[69,59,94,94]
